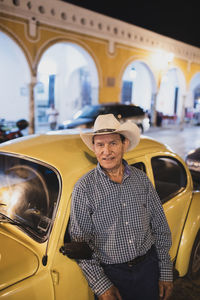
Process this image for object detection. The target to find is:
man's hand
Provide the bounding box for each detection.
[159,280,173,300]
[98,285,122,300]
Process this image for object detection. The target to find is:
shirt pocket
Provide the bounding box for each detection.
[91,198,121,235]
[129,193,150,232]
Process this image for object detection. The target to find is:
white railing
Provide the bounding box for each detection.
[0,0,200,62]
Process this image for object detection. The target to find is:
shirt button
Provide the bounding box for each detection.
[123,203,126,207]
[125,221,129,225]
[129,240,132,244]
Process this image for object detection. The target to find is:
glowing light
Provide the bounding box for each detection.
[0,187,23,218]
[129,67,137,79]
[151,50,174,71]
[167,52,174,63]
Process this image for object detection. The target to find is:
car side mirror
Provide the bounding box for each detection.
[60,241,93,260]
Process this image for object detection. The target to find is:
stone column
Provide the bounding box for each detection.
[151,92,158,126]
[179,93,187,131]
[29,75,37,134]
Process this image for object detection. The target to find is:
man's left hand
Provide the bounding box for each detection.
[159,280,173,300]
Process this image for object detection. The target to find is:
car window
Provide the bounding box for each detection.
[131,162,146,173]
[124,105,145,118]
[151,156,187,203]
[77,105,100,118]
[0,153,60,242]
[104,106,120,116]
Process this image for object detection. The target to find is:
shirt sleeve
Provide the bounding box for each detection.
[69,180,113,296]
[144,175,173,282]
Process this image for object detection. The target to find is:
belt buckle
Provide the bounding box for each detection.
[127,259,138,267]
[127,246,153,268]
[127,254,145,267]
[127,261,135,267]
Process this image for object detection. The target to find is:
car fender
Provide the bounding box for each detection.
[175,191,200,276]
[0,270,54,300]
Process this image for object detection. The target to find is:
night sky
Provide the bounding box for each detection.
[63,0,199,48]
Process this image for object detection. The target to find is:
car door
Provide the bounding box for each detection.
[128,153,192,261]
[50,197,94,300]
[149,154,192,260]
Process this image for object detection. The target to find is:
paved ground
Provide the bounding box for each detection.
[145,123,200,300]
[169,277,200,300]
[144,123,200,160]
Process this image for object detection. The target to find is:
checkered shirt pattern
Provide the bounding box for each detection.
[69,160,173,296]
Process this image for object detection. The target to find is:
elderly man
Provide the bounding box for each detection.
[69,114,173,300]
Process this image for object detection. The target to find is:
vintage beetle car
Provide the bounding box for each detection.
[0,130,200,299]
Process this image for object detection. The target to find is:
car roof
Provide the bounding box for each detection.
[0,130,173,174]
[0,129,171,159]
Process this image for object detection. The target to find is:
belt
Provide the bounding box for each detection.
[101,245,155,268]
[125,245,154,267]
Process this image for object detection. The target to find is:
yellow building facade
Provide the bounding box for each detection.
[0,0,200,133]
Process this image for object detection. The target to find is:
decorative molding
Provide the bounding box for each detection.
[0,18,34,67]
[0,0,200,63]
[108,40,115,55]
[28,17,37,37]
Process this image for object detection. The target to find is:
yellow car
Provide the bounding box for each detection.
[0,130,200,300]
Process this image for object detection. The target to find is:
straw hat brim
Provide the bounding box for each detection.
[80,121,140,152]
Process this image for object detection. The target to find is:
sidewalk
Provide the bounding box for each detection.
[144,124,200,159]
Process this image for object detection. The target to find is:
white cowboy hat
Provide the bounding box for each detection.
[80,114,140,152]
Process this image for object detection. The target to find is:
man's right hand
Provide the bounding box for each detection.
[98,286,122,300]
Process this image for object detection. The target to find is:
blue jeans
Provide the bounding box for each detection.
[95,246,159,300]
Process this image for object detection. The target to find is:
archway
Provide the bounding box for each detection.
[35,42,99,132]
[188,72,200,124]
[121,60,156,115]
[0,31,31,128]
[156,67,186,125]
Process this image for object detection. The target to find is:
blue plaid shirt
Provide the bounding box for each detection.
[69,160,173,296]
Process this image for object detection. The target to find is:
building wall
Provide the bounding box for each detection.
[0,0,200,131]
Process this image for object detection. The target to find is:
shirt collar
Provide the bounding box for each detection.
[96,159,131,179]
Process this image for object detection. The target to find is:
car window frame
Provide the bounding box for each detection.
[150,155,188,204]
[0,151,62,243]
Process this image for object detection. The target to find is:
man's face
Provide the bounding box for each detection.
[93,133,129,172]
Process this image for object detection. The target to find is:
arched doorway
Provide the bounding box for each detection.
[188,72,200,124]
[156,67,186,125]
[121,60,156,114]
[0,31,30,128]
[35,42,99,132]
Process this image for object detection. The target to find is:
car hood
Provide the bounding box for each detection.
[64,117,94,128]
[0,232,39,290]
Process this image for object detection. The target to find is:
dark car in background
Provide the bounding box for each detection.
[185,148,200,189]
[58,103,150,133]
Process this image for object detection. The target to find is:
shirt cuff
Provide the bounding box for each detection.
[159,267,173,282]
[93,275,114,296]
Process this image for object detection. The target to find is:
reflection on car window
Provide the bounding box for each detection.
[151,156,187,203]
[0,154,60,242]
[131,162,146,173]
[76,105,100,118]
